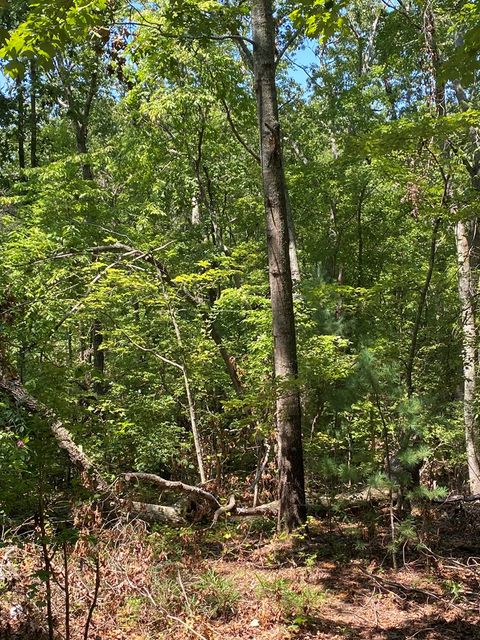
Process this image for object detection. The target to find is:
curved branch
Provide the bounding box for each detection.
[122,472,220,509]
[212,494,236,523]
[220,97,260,163]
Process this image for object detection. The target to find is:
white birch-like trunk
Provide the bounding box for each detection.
[455,219,480,493]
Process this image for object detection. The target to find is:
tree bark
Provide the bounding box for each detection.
[285,190,301,286]
[455,219,480,493]
[91,318,105,374]
[252,0,306,531]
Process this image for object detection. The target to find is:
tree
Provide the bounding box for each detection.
[251,0,306,531]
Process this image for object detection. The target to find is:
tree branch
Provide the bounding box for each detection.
[220,96,260,163]
[122,472,220,509]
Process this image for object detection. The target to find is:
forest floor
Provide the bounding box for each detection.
[1,502,480,640]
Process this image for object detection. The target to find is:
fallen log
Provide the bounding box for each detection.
[8,361,477,527]
[128,501,186,525]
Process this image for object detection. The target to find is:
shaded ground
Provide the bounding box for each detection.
[1,503,480,639]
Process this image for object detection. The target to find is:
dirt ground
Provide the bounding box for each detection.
[1,504,480,640]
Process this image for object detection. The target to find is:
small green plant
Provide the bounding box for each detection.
[302,551,318,567]
[118,596,144,626]
[389,517,419,553]
[151,567,239,620]
[444,579,464,602]
[255,575,325,627]
[193,568,240,619]
[151,574,184,613]
[148,525,198,562]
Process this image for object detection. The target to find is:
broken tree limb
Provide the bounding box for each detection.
[213,494,236,524]
[122,472,220,509]
[235,501,279,517]
[0,364,196,525]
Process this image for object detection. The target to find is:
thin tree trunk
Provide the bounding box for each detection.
[252,0,306,531]
[455,219,480,493]
[167,303,206,484]
[252,442,271,507]
[356,184,368,286]
[120,307,206,485]
[30,59,38,168]
[424,12,480,494]
[38,496,54,640]
[452,75,480,494]
[16,77,25,170]
[405,217,441,397]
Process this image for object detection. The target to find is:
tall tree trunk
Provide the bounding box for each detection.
[16,76,25,170]
[441,30,480,494]
[252,0,306,532]
[30,59,38,168]
[405,217,441,397]
[418,7,480,493]
[455,219,480,493]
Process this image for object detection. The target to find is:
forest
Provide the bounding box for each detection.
[1,0,480,638]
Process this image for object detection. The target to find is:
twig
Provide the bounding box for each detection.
[165,613,211,640]
[64,542,71,640]
[177,569,193,616]
[408,629,437,639]
[220,96,260,163]
[83,556,101,640]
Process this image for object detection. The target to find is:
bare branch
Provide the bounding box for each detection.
[275,29,301,67]
[123,472,220,509]
[220,96,260,163]
[235,36,254,70]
